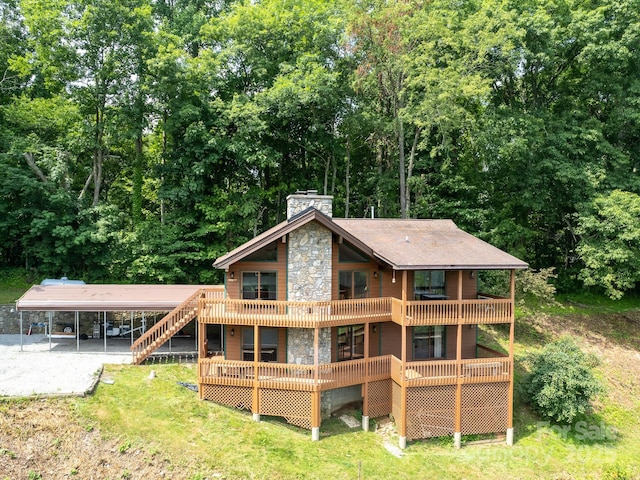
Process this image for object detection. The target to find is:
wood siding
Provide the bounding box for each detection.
[225,241,288,300]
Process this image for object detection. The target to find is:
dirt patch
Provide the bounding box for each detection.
[521,311,640,409]
[0,399,185,479]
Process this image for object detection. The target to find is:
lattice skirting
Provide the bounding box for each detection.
[391,381,402,426]
[200,384,253,411]
[461,382,509,435]
[260,389,313,429]
[367,379,392,418]
[406,385,456,440]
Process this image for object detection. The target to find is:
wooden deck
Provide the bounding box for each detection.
[198,353,510,391]
[198,294,512,328]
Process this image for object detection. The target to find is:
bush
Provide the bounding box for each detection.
[523,336,603,423]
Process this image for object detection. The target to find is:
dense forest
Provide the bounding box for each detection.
[0,0,638,297]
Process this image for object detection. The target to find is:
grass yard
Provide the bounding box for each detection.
[0,268,35,304]
[1,295,639,479]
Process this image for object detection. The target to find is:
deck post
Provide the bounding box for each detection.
[311,328,321,440]
[398,270,408,449]
[252,324,261,422]
[507,269,516,446]
[362,322,370,431]
[454,271,463,448]
[198,319,207,358]
[311,390,321,441]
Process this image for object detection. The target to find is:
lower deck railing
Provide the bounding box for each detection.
[199,351,510,391]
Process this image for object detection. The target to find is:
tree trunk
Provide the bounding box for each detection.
[23,152,48,183]
[132,134,143,225]
[397,116,406,218]
[405,126,421,218]
[345,136,351,218]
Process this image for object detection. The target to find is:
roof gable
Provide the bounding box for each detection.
[213,211,527,271]
[212,208,374,269]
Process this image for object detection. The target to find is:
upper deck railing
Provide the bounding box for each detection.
[198,290,512,327]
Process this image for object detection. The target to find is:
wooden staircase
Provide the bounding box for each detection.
[131,289,203,365]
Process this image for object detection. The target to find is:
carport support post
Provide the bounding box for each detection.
[103,311,107,353]
[19,311,23,352]
[76,311,79,352]
[48,311,52,351]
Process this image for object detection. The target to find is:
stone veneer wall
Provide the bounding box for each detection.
[286,193,333,219]
[286,221,333,367]
[285,193,337,418]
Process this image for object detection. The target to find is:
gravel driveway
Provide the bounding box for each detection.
[0,335,131,398]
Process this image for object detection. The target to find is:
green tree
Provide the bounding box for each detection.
[524,336,603,424]
[576,190,640,299]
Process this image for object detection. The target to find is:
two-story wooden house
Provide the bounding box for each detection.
[133,191,527,448]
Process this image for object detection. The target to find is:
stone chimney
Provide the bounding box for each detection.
[286,190,333,219]
[286,190,333,368]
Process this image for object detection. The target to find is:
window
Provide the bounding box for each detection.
[338,242,369,263]
[337,325,364,361]
[412,326,446,360]
[242,327,278,362]
[244,241,278,262]
[339,270,368,299]
[414,270,446,299]
[242,272,277,300]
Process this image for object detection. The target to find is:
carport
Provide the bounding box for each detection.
[15,284,209,355]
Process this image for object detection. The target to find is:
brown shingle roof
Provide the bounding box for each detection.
[213,210,527,271]
[333,219,527,270]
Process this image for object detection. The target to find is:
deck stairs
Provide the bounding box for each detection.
[131,289,202,365]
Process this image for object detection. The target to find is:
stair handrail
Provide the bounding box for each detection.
[131,288,204,363]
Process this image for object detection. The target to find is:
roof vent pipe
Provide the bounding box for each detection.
[371,206,375,219]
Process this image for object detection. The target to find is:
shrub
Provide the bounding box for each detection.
[523,336,603,423]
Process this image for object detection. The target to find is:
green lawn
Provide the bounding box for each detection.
[1,267,638,479]
[73,303,640,479]
[0,268,36,303]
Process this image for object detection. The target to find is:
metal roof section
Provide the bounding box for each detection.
[15,284,214,312]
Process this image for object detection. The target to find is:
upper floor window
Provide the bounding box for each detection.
[414,270,446,299]
[339,270,368,299]
[242,271,277,300]
[338,242,369,263]
[244,241,278,262]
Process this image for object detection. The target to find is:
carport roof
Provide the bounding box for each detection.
[16,284,221,312]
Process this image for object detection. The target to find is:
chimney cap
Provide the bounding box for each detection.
[294,189,318,195]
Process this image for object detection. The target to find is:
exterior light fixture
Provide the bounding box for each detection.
[230,271,235,279]
[392,270,396,283]
[373,271,378,279]
[372,324,377,333]
[230,328,235,337]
